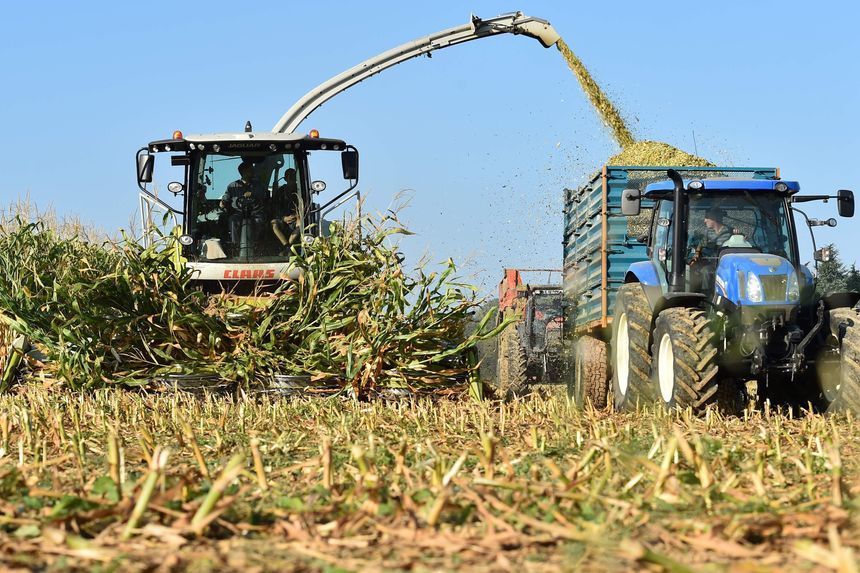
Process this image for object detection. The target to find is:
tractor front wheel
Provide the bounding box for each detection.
[650,307,730,411]
[821,307,860,414]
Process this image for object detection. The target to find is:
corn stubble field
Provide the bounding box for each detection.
[1,387,859,572]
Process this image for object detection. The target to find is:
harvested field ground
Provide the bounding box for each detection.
[1,385,859,572]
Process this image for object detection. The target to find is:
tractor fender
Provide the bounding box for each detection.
[624,263,664,313]
[821,291,860,311]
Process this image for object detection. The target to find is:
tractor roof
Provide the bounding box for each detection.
[147,132,347,153]
[644,178,800,197]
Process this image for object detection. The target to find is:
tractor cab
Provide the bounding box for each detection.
[643,179,803,300]
[136,128,358,290]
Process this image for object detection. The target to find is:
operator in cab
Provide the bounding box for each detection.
[271,168,303,255]
[703,208,733,248]
[220,160,268,246]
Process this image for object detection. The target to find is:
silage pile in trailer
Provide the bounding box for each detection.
[0,214,500,396]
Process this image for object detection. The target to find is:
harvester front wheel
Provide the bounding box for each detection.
[611,283,651,410]
[650,307,725,411]
[822,307,860,414]
[569,336,608,409]
[495,323,529,400]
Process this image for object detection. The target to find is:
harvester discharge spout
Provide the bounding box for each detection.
[273,11,560,134]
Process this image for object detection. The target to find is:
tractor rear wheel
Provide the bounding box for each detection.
[568,336,609,409]
[821,307,860,414]
[495,323,529,400]
[611,283,651,410]
[650,307,727,411]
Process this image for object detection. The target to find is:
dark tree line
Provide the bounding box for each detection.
[816,244,860,296]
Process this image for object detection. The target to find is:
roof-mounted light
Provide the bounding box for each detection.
[172,130,183,139]
[688,180,704,190]
[309,129,320,138]
[775,182,788,192]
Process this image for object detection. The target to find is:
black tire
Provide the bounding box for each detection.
[495,323,529,399]
[649,307,725,411]
[568,336,609,409]
[611,283,651,410]
[821,307,860,414]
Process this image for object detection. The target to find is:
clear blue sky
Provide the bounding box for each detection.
[1,1,858,294]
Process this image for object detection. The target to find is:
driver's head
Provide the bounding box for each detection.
[703,207,725,230]
[238,161,254,181]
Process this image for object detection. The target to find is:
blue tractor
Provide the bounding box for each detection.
[608,170,857,411]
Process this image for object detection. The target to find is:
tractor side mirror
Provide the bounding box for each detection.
[815,247,832,263]
[341,150,359,180]
[621,188,641,216]
[137,153,154,183]
[838,189,854,217]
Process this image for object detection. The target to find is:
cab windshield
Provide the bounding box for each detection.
[186,151,308,262]
[686,191,794,262]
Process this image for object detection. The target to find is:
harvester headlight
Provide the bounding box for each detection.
[775,182,789,192]
[269,144,277,151]
[178,234,194,246]
[747,272,764,303]
[787,271,800,302]
[212,144,220,153]
[688,180,704,190]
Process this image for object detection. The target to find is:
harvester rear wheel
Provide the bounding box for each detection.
[495,323,529,400]
[822,307,860,414]
[650,307,727,411]
[569,336,608,409]
[611,283,651,410]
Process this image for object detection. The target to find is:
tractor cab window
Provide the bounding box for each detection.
[187,151,308,262]
[686,192,793,262]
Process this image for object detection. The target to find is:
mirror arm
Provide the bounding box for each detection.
[792,195,835,203]
[791,206,818,272]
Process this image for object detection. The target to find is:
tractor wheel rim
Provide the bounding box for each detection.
[616,313,630,395]
[658,333,675,403]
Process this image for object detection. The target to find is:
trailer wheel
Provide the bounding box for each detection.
[822,307,860,414]
[495,323,529,399]
[650,307,725,411]
[569,336,608,408]
[611,283,651,410]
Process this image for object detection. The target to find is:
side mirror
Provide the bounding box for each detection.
[137,153,154,183]
[621,188,641,216]
[341,150,359,180]
[838,189,854,217]
[815,247,832,263]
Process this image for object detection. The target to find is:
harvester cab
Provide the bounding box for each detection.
[614,169,857,410]
[136,127,358,292]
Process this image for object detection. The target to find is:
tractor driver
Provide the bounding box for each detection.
[271,168,303,254]
[703,207,733,249]
[220,161,268,246]
[688,207,733,293]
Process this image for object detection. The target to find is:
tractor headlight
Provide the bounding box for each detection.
[786,271,800,302]
[747,272,763,303]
